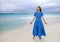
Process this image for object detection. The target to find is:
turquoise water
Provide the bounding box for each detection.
[0,13,60,32]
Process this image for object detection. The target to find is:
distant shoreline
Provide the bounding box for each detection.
[0,13,60,14]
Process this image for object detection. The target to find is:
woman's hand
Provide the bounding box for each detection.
[45,22,47,25]
[30,22,33,24]
[42,16,47,25]
[30,16,35,24]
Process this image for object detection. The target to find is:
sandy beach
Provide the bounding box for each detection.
[0,17,60,42]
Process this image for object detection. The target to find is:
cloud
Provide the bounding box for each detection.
[0,0,60,13]
[1,3,16,11]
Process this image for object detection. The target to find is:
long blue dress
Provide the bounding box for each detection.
[33,11,46,38]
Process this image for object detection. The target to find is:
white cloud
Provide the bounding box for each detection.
[0,0,60,13]
[42,2,57,7]
[0,3,17,11]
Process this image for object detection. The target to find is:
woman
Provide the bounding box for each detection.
[30,6,47,39]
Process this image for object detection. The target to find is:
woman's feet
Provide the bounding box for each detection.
[32,36,35,39]
[32,36,42,40]
[39,37,41,40]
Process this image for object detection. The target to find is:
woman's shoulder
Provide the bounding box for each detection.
[34,11,37,13]
[40,11,43,13]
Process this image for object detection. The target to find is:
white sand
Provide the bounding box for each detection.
[0,17,60,42]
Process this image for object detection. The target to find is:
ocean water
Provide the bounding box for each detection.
[0,13,60,32]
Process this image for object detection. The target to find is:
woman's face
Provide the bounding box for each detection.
[37,7,40,11]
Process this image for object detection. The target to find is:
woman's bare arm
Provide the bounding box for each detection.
[30,16,36,24]
[42,16,47,24]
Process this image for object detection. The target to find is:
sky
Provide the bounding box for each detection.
[0,0,60,14]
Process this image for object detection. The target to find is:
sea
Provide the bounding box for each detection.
[0,13,60,32]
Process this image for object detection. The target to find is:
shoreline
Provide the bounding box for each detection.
[1,17,60,32]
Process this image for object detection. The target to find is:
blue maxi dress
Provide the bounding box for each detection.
[33,11,46,38]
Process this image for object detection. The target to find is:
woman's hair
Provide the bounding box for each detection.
[36,6,42,12]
